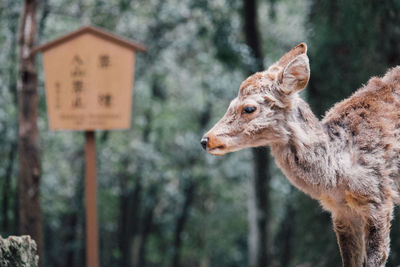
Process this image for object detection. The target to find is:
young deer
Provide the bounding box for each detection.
[201,43,400,267]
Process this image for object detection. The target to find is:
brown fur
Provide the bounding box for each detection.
[276,42,307,67]
[202,43,400,266]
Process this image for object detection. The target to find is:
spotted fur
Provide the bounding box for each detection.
[202,43,400,266]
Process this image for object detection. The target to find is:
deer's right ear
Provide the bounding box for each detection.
[279,53,310,94]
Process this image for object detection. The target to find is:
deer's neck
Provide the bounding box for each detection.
[270,97,337,198]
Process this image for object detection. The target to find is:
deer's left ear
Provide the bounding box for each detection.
[280,53,310,94]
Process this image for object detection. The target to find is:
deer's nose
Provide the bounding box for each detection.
[200,137,209,150]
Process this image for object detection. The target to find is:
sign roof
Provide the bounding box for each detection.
[31,26,147,55]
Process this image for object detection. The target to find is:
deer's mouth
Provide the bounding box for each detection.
[208,145,227,155]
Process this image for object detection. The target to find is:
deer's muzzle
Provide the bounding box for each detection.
[200,133,227,155]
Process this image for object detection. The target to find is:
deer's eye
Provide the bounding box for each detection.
[242,106,257,114]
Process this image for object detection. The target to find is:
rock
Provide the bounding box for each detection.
[0,235,39,267]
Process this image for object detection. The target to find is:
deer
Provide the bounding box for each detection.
[200,43,400,267]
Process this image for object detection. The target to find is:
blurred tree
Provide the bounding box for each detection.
[17,0,43,264]
[1,0,20,238]
[272,186,295,267]
[242,0,271,266]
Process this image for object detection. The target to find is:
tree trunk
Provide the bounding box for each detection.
[273,187,296,267]
[1,0,20,236]
[17,0,42,263]
[60,211,78,267]
[171,180,197,267]
[119,182,131,267]
[137,198,157,267]
[119,170,142,267]
[242,0,271,266]
[243,0,264,72]
[0,235,39,267]
[249,148,270,267]
[2,142,17,232]
[279,203,295,267]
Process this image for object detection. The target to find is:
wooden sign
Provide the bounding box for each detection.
[32,26,146,130]
[32,26,146,267]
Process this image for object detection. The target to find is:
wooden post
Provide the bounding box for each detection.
[85,131,99,267]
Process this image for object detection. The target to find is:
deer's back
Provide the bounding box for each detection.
[322,67,400,202]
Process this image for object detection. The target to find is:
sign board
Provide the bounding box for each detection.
[32,26,146,130]
[32,26,146,267]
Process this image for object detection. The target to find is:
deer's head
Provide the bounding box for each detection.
[201,43,310,155]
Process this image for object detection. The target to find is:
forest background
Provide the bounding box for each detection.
[1,0,400,266]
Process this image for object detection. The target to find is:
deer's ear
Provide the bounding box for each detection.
[280,53,310,94]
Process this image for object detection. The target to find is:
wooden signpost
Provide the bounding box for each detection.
[32,26,146,267]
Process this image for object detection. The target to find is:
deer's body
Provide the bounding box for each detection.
[272,71,400,204]
[271,72,400,266]
[201,43,400,266]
